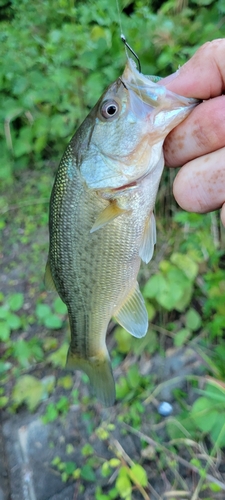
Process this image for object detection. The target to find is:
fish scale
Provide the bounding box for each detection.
[45,57,199,406]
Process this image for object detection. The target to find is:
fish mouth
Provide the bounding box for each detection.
[122,58,200,110]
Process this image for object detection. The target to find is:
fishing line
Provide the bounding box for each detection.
[115,0,142,72]
[115,0,130,61]
[114,0,147,124]
[115,0,123,37]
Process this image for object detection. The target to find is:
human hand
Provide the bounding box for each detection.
[161,39,225,226]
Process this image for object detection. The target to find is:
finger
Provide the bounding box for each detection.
[164,95,225,167]
[221,203,225,227]
[161,39,225,99]
[173,147,225,213]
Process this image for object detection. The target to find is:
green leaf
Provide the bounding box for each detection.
[81,444,94,457]
[201,382,225,403]
[170,253,198,281]
[0,306,9,319]
[44,314,63,329]
[7,313,21,330]
[209,482,222,492]
[210,415,225,447]
[36,303,51,319]
[174,328,191,347]
[114,326,132,354]
[116,468,132,498]
[13,339,32,367]
[190,397,218,432]
[8,293,24,311]
[64,461,76,475]
[109,458,120,468]
[174,284,193,312]
[101,462,112,477]
[53,297,67,315]
[145,301,155,321]
[185,308,202,331]
[116,377,130,400]
[0,321,10,341]
[42,403,58,423]
[0,396,9,408]
[12,375,44,411]
[167,412,197,440]
[47,343,68,368]
[80,464,96,482]
[143,274,164,299]
[127,365,140,389]
[129,464,148,487]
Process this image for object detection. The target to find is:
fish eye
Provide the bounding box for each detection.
[100,100,120,119]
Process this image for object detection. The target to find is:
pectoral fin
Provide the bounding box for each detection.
[90,202,126,233]
[44,260,57,292]
[114,282,148,338]
[139,212,156,264]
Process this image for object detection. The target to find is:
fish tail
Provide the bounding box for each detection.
[66,348,116,407]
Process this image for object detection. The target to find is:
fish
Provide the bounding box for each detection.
[45,56,199,407]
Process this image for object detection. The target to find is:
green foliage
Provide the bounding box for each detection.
[51,451,98,483]
[167,380,225,448]
[12,338,44,368]
[1,0,224,183]
[190,381,225,447]
[0,293,24,341]
[47,342,68,368]
[1,2,225,497]
[51,456,77,482]
[116,364,153,402]
[35,297,67,329]
[12,374,55,412]
[143,252,198,312]
[42,395,70,423]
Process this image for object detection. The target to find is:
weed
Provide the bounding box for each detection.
[0,293,24,342]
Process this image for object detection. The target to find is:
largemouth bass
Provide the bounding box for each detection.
[45,57,198,406]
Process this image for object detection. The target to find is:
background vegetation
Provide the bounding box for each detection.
[1,0,225,498]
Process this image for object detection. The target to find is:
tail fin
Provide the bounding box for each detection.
[66,348,116,407]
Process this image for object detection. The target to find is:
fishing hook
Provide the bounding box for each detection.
[121,34,141,73]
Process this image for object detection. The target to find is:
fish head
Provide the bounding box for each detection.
[79,58,199,191]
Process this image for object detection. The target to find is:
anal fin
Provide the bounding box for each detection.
[139,212,156,264]
[114,282,148,338]
[90,201,126,233]
[44,259,57,292]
